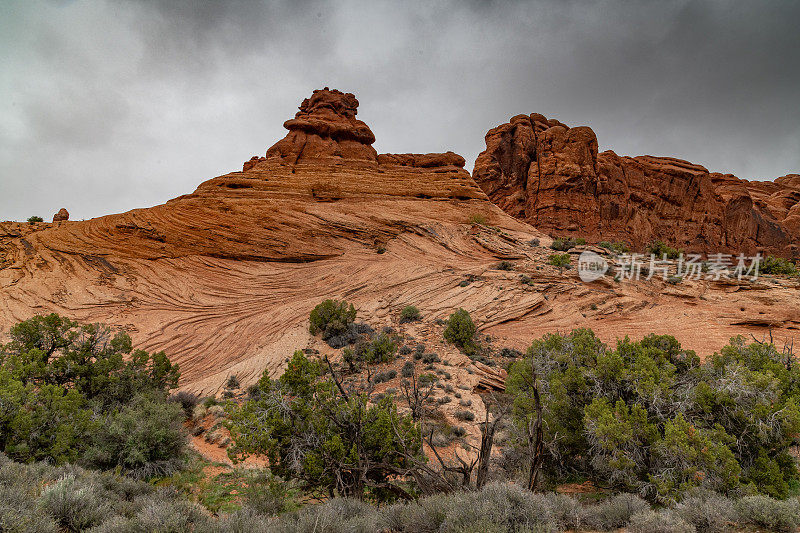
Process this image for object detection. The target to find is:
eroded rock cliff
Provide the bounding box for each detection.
[474,113,800,257]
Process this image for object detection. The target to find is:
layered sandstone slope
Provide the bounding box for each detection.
[474,113,800,257]
[1,89,798,395]
[0,89,543,393]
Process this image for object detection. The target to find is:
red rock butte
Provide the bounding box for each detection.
[0,89,798,395]
[474,113,800,258]
[0,88,539,393]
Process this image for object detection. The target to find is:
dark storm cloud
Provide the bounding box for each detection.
[1,0,799,221]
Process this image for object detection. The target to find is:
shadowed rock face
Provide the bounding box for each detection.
[474,113,800,258]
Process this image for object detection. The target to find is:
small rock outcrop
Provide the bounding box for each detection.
[474,113,800,257]
[52,208,69,222]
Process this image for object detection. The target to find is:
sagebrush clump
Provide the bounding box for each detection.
[550,237,586,251]
[400,305,421,323]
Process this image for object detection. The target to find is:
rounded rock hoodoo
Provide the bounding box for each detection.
[261,87,378,166]
[52,208,69,222]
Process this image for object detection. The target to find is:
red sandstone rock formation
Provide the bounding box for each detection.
[52,208,69,222]
[1,89,799,398]
[474,113,800,258]
[261,87,378,165]
[0,88,529,394]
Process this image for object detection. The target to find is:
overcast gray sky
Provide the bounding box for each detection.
[2,0,799,221]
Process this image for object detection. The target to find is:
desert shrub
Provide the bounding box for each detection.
[0,505,58,533]
[433,483,555,533]
[117,494,210,533]
[499,347,522,359]
[225,375,240,390]
[192,403,208,422]
[239,470,298,517]
[458,399,472,407]
[541,492,584,531]
[38,473,109,532]
[628,509,696,533]
[212,508,272,533]
[529,238,541,247]
[325,326,365,349]
[27,215,43,224]
[228,351,422,501]
[597,240,630,253]
[351,332,399,366]
[495,260,515,271]
[422,352,440,364]
[83,391,186,478]
[245,384,262,401]
[506,329,800,502]
[308,299,357,340]
[0,455,217,533]
[208,403,226,417]
[646,240,682,259]
[400,305,421,323]
[380,492,454,533]
[0,314,180,468]
[548,253,571,273]
[760,255,798,276]
[0,460,64,531]
[454,410,474,421]
[169,390,199,418]
[401,361,415,378]
[584,492,649,531]
[374,370,397,384]
[675,489,737,532]
[550,237,585,251]
[272,497,379,533]
[399,345,412,356]
[367,332,399,363]
[443,309,478,355]
[734,494,800,532]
